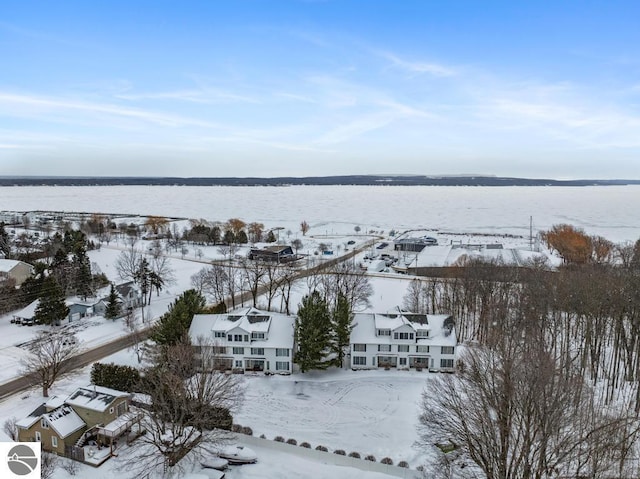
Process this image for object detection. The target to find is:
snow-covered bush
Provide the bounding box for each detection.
[399,461,410,468]
[274,436,285,442]
[300,442,311,448]
[381,457,393,465]
[315,445,328,452]
[365,454,376,462]
[286,438,297,445]
[241,426,253,436]
[348,452,361,458]
[334,449,346,455]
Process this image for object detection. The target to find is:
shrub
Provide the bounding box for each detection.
[259,434,266,439]
[231,424,242,433]
[399,461,410,468]
[286,438,297,445]
[300,442,311,449]
[90,362,140,392]
[381,457,393,465]
[365,455,376,462]
[334,449,346,455]
[241,426,253,436]
[315,445,328,452]
[274,436,285,442]
[348,452,361,458]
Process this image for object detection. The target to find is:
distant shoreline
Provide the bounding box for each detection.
[0,175,639,187]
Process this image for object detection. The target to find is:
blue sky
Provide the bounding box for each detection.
[1,0,639,178]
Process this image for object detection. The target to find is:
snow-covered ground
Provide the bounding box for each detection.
[2,184,639,242]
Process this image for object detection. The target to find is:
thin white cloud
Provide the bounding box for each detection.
[378,51,455,77]
[115,88,258,104]
[0,92,222,129]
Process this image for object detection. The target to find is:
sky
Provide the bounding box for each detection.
[1,0,640,179]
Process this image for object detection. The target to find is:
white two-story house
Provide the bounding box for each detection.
[189,307,295,374]
[349,308,457,372]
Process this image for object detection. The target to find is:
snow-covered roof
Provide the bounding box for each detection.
[405,243,548,268]
[0,259,26,272]
[351,309,456,346]
[44,405,86,438]
[16,404,47,429]
[65,385,130,412]
[13,299,39,319]
[190,307,294,349]
[45,395,65,411]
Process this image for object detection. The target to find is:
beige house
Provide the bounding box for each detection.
[0,259,33,287]
[17,386,142,464]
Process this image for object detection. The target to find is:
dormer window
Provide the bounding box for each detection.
[251,332,265,340]
[214,331,225,338]
[40,418,49,429]
[417,330,429,338]
[377,329,391,336]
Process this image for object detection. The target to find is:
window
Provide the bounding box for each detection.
[440,358,454,368]
[244,335,249,342]
[409,333,414,340]
[416,345,430,353]
[40,419,49,429]
[251,332,265,340]
[378,344,391,352]
[276,348,289,357]
[416,330,429,338]
[227,335,232,342]
[353,344,366,352]
[52,436,58,448]
[235,360,242,368]
[214,331,225,338]
[35,431,41,441]
[398,345,410,353]
[377,329,391,336]
[213,346,227,354]
[399,358,407,366]
[232,347,245,355]
[109,407,114,414]
[353,356,367,366]
[276,361,289,371]
[251,348,264,356]
[441,346,455,355]
[233,334,243,342]
[394,332,411,340]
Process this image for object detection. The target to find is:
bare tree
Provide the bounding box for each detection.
[191,265,228,306]
[114,247,142,283]
[320,262,373,312]
[41,452,58,479]
[21,331,80,397]
[124,309,147,364]
[419,341,640,479]
[120,338,243,477]
[3,416,18,440]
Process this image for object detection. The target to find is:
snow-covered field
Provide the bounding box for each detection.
[2,184,640,242]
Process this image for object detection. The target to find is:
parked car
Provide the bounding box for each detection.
[218,445,257,465]
[376,242,389,249]
[347,240,356,245]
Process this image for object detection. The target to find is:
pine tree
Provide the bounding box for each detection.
[331,293,353,368]
[105,284,121,320]
[265,230,277,243]
[295,291,332,373]
[152,289,206,345]
[34,277,69,326]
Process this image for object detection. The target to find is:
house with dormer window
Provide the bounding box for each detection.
[16,385,142,464]
[349,308,456,371]
[189,307,295,374]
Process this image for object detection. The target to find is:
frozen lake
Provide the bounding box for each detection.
[1,184,639,242]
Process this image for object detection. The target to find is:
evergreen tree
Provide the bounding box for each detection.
[295,291,332,373]
[331,293,353,368]
[0,223,10,257]
[265,230,277,243]
[74,249,93,300]
[105,283,121,320]
[34,277,69,326]
[151,289,206,345]
[236,230,248,244]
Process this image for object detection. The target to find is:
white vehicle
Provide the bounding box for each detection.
[218,445,257,465]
